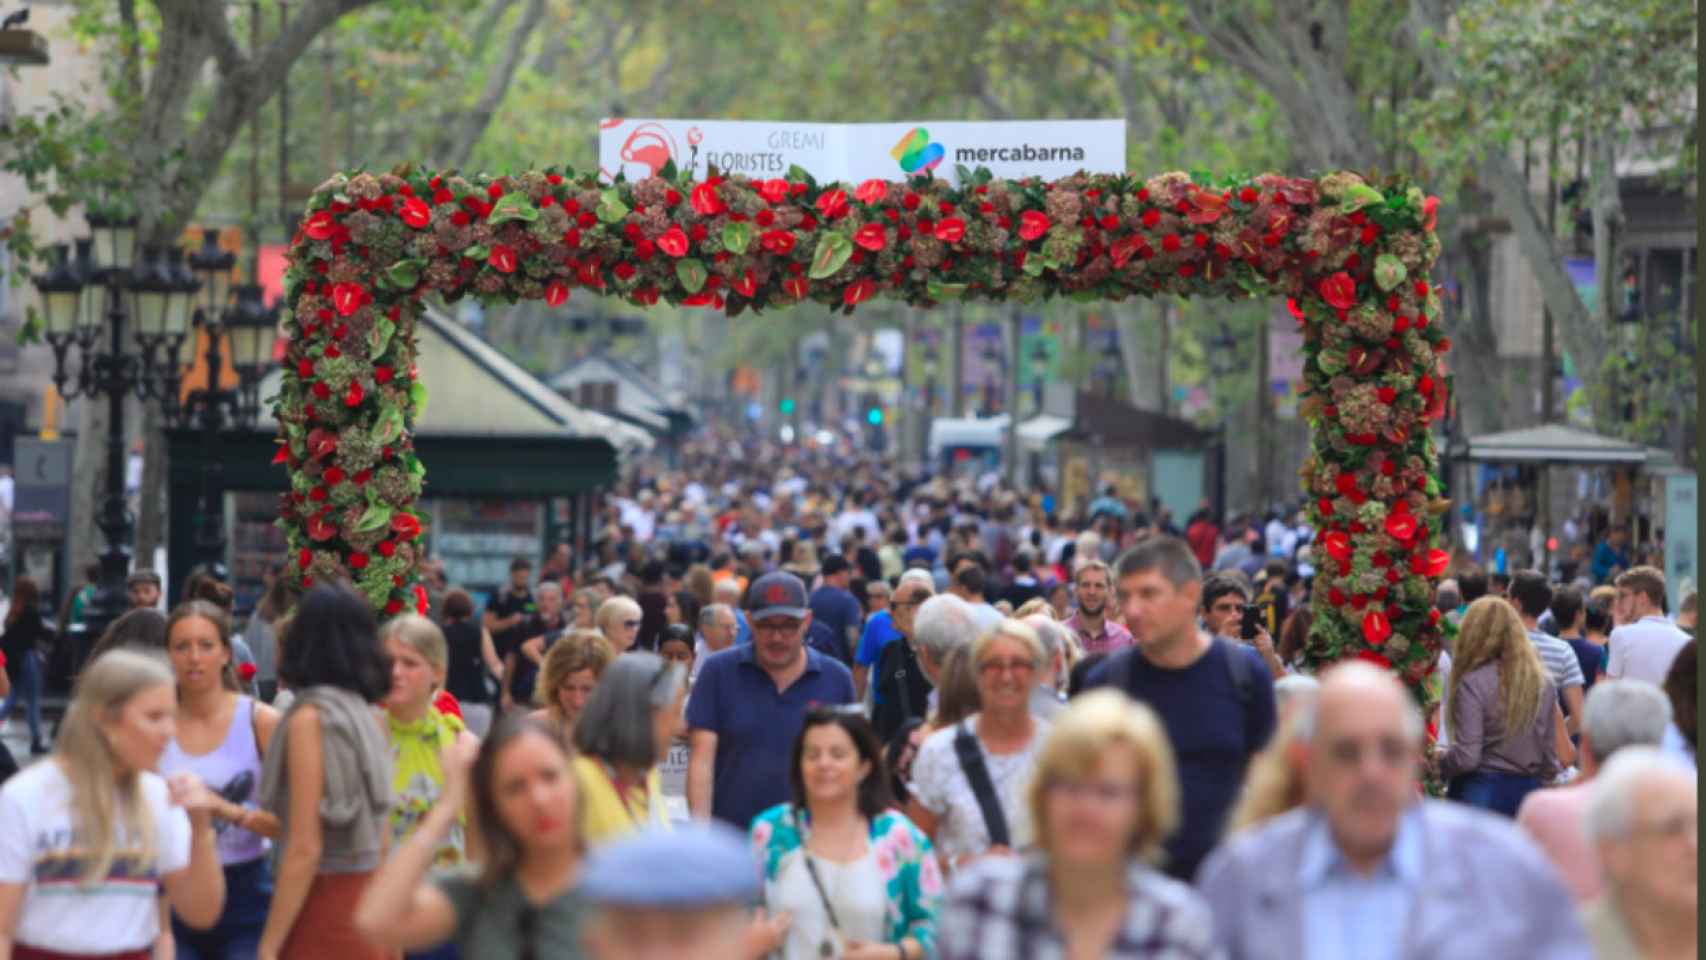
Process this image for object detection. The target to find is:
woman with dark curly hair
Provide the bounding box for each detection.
[1661,639,1695,765]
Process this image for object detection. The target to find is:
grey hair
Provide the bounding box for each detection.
[1582,680,1672,765]
[572,651,687,769]
[1023,615,1070,663]
[913,594,979,665]
[535,580,564,603]
[712,579,743,601]
[897,569,936,594]
[1586,746,1694,841]
[699,603,732,630]
[1274,674,1321,719]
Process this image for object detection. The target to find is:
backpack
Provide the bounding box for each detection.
[1108,636,1254,707]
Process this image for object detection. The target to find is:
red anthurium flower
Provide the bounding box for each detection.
[308,429,336,459]
[1385,506,1418,543]
[311,382,331,400]
[488,245,518,273]
[1019,210,1051,242]
[680,291,716,307]
[934,217,966,244]
[331,282,366,317]
[1411,548,1451,578]
[399,196,432,229]
[1318,271,1357,311]
[349,552,369,571]
[384,598,403,616]
[731,270,758,299]
[1322,530,1352,565]
[854,179,888,205]
[1422,196,1440,232]
[237,662,258,683]
[377,540,396,559]
[1362,610,1393,646]
[323,466,345,485]
[415,584,430,616]
[757,179,790,205]
[612,262,637,281]
[632,287,660,306]
[1334,472,1366,504]
[307,515,338,542]
[843,278,876,307]
[296,358,314,378]
[1286,298,1305,321]
[1327,586,1347,606]
[545,281,570,307]
[690,183,725,217]
[304,211,338,240]
[854,223,887,251]
[391,513,422,540]
[816,189,850,219]
[374,366,394,385]
[298,548,312,570]
[654,226,689,258]
[761,230,796,255]
[1377,386,1397,404]
[343,381,365,408]
[272,446,290,465]
[1356,649,1393,669]
[1161,233,1181,253]
[783,277,810,300]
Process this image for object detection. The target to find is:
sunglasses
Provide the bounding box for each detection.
[622,619,641,629]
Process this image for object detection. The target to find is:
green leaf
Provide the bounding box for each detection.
[1374,254,1407,292]
[385,259,424,290]
[487,191,540,225]
[955,163,975,185]
[1022,256,1045,277]
[372,405,405,446]
[596,189,629,224]
[808,232,853,280]
[462,244,489,262]
[660,158,679,181]
[927,281,967,301]
[675,258,708,294]
[722,220,753,255]
[787,165,817,189]
[354,503,393,534]
[409,380,428,418]
[1338,183,1385,213]
[369,315,397,356]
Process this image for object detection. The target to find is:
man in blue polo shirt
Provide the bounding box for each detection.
[687,570,856,830]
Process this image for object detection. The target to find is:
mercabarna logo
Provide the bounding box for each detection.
[890,127,945,174]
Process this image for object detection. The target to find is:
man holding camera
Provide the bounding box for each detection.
[1202,573,1288,678]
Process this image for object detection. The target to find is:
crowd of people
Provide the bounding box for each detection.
[0,437,1693,960]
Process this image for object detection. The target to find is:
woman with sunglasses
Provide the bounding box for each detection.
[354,716,588,960]
[750,707,941,960]
[571,651,688,846]
[907,619,1050,871]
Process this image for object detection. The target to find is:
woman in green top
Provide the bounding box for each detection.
[381,614,482,876]
[355,715,588,960]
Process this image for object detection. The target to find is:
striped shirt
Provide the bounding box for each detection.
[937,854,1223,960]
[1527,629,1586,690]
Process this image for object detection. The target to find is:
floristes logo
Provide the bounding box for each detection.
[890,127,945,174]
[618,122,678,178]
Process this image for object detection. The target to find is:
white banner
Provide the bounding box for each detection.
[598,118,1126,186]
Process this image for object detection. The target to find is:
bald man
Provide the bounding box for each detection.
[1198,663,1591,960]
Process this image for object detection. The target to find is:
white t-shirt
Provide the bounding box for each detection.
[909,715,1048,863]
[1606,616,1691,686]
[0,761,192,952]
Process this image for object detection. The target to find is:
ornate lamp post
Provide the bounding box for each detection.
[1095,332,1123,396]
[31,215,188,643]
[164,229,279,571]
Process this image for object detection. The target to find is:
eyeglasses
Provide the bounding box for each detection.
[1322,734,1412,770]
[978,658,1036,676]
[621,619,641,629]
[1048,779,1140,805]
[754,619,803,635]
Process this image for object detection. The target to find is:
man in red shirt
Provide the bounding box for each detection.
[1185,501,1220,570]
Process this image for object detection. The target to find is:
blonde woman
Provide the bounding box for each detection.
[0,650,226,959]
[1435,596,1570,816]
[594,596,642,653]
[937,690,1217,959]
[381,615,483,878]
[1225,712,1312,835]
[530,629,615,747]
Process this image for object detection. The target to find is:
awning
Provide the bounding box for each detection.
[1455,423,1654,465]
[1017,414,1073,451]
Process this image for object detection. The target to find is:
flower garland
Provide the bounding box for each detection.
[275,164,1449,704]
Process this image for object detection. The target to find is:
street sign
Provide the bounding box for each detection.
[12,437,72,541]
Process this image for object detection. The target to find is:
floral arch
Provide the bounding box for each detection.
[275,165,1452,703]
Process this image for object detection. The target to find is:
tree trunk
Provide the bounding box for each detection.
[133,406,167,578]
[66,398,107,586]
[439,0,549,170]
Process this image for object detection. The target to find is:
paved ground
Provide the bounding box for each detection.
[0,696,66,766]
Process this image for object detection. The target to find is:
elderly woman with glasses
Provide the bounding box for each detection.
[936,690,1218,960]
[906,618,1050,872]
[571,651,689,847]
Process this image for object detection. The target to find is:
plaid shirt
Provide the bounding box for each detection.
[1066,612,1135,656]
[937,854,1224,960]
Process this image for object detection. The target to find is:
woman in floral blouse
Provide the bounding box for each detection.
[751,707,941,960]
[382,616,483,880]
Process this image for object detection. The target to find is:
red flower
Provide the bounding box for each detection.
[1411,548,1451,578]
[854,223,887,252]
[308,486,327,502]
[1414,281,1431,298]
[331,282,367,317]
[816,190,850,219]
[690,183,725,217]
[1384,506,1419,543]
[238,662,258,683]
[1161,233,1181,253]
[1377,386,1397,404]
[854,179,887,205]
[1238,186,1259,204]
[307,515,338,542]
[273,446,291,465]
[758,179,791,205]
[304,211,337,240]
[391,512,422,540]
[296,358,314,378]
[488,245,518,274]
[1318,271,1357,311]
[782,277,810,300]
[1422,196,1440,232]
[902,193,921,211]
[1334,472,1366,504]
[1361,610,1393,646]
[324,466,347,486]
[1355,649,1393,670]
[377,540,397,559]
[1019,210,1051,242]
[761,230,796,255]
[1322,530,1352,564]
[1327,586,1347,607]
[343,381,365,408]
[349,551,369,570]
[631,287,660,306]
[545,281,570,307]
[297,548,312,570]
[384,598,403,616]
[415,584,430,617]
[843,279,876,306]
[1141,208,1161,228]
[399,196,432,229]
[1318,496,1335,517]
[731,270,758,299]
[1286,298,1305,321]
[657,226,690,258]
[612,262,636,281]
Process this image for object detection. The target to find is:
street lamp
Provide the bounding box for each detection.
[165,228,278,569]
[1095,333,1123,396]
[1029,339,1049,411]
[980,337,1004,414]
[31,213,187,648]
